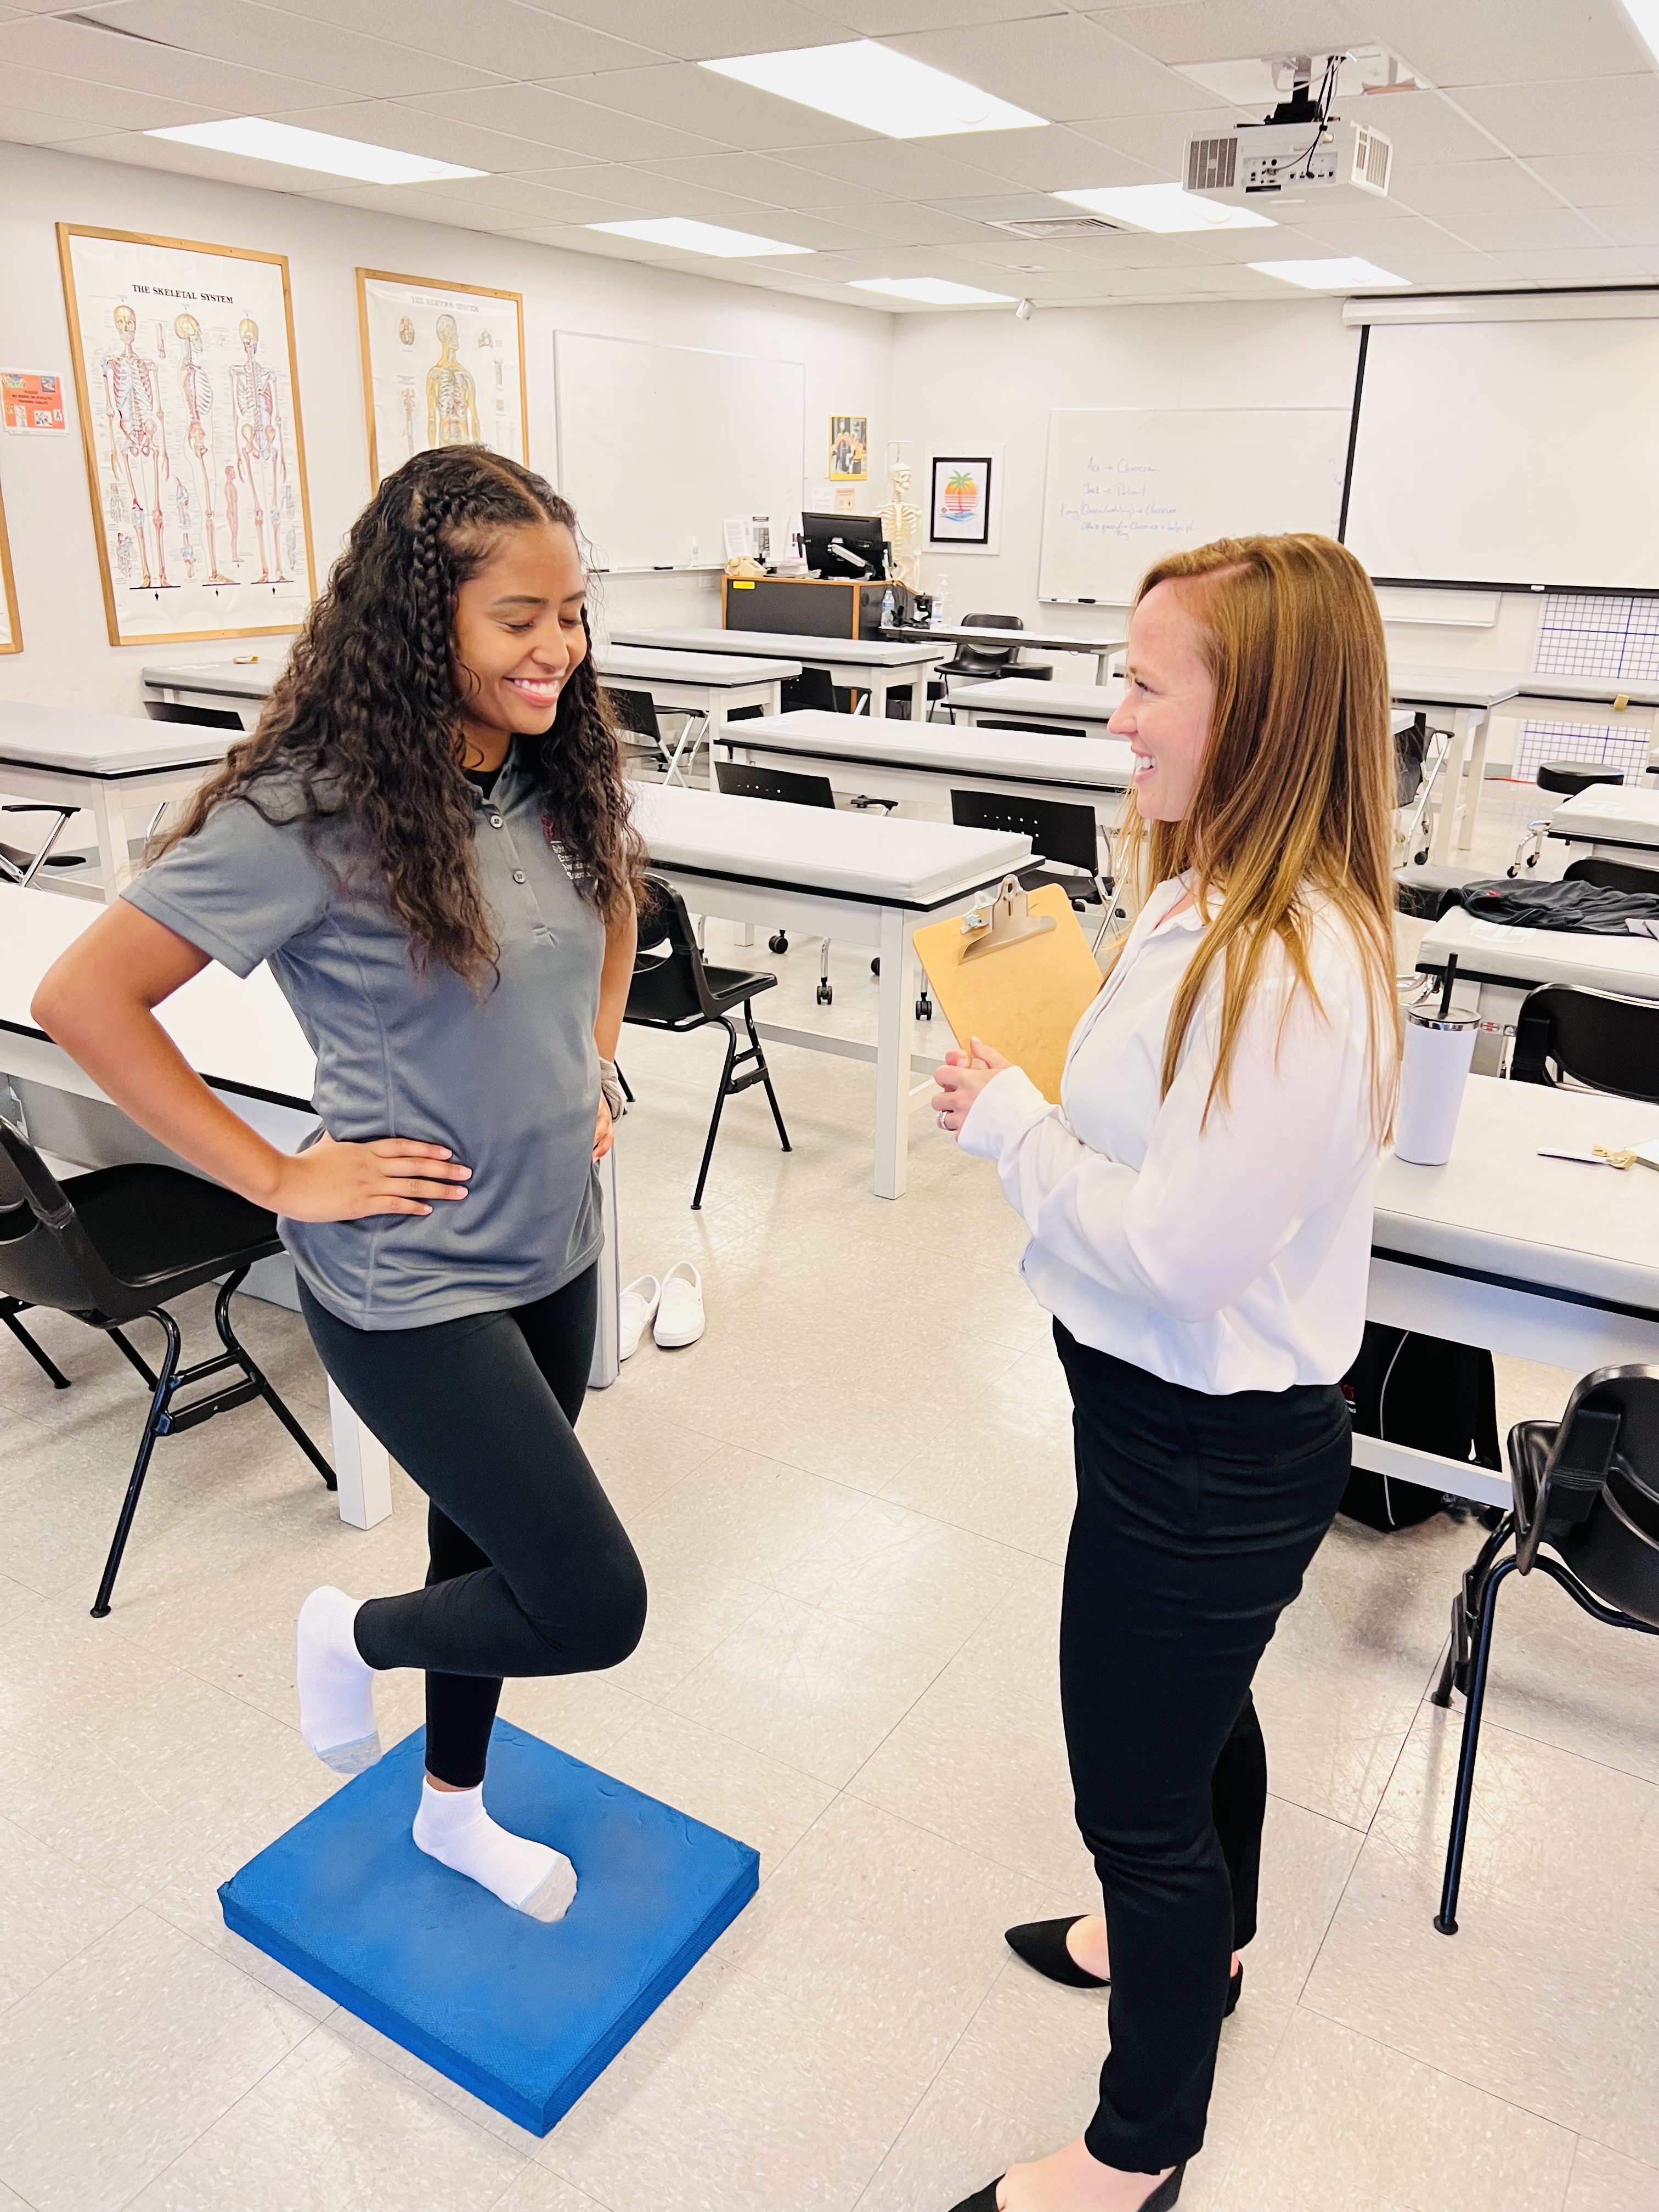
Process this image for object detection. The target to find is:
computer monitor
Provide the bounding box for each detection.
[801,510,888,580]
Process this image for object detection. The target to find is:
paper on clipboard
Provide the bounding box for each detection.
[914,881,1104,1104]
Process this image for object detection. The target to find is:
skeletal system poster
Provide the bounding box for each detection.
[58,225,315,645]
[357,270,527,489]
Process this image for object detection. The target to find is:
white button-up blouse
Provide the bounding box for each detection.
[957,874,1384,1396]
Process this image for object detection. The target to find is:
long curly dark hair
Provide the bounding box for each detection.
[154,447,645,985]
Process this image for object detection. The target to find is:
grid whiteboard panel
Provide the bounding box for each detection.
[554,331,804,573]
[1038,408,1350,606]
[1343,318,1659,591]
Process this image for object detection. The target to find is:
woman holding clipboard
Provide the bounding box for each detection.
[932,535,1399,2212]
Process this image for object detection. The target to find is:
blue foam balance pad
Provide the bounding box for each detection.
[219,1722,759,2135]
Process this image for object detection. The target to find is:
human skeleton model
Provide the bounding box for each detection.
[881,460,923,591]
[102,304,170,590]
[173,312,233,584]
[426,313,481,448]
[232,316,290,584]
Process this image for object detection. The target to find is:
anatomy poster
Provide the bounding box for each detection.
[356,269,527,488]
[58,225,315,645]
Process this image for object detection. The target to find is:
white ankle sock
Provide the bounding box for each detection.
[412,1779,578,1922]
[296,1585,381,1776]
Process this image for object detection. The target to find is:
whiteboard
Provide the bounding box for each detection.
[553,331,804,573]
[1341,318,1659,592]
[1038,408,1351,605]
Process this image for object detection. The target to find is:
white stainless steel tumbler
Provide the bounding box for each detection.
[1394,1006,1481,1166]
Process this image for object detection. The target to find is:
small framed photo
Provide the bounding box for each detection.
[828,413,868,481]
[929,454,994,546]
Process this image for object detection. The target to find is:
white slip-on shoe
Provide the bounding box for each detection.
[653,1261,706,1349]
[618,1274,661,1361]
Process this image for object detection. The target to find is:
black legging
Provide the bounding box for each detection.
[298,1267,646,1790]
[1054,1322,1350,2175]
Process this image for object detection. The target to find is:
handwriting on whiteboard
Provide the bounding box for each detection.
[1054,455,1195,545]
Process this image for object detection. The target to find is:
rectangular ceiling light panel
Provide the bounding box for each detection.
[702,42,1046,139]
[588,218,810,258]
[1249,256,1410,289]
[850,276,1014,304]
[1054,184,1275,233]
[146,119,482,183]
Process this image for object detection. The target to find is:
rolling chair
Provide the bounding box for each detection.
[1430,1364,1659,1933]
[1509,759,1627,876]
[1508,984,1659,1105]
[623,876,790,1210]
[0,804,89,888]
[930,613,1052,715]
[0,1111,336,1616]
[950,788,1118,951]
[1564,853,1659,895]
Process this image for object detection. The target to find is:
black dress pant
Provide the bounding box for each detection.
[1054,1322,1351,2174]
[299,1266,646,1790]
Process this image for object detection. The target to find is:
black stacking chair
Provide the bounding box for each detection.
[781,666,844,715]
[1430,1365,1659,1932]
[951,788,1116,950]
[602,685,706,785]
[0,804,89,888]
[1564,853,1659,895]
[142,699,245,731]
[932,613,1053,715]
[1509,984,1659,1105]
[0,1113,335,1615]
[714,760,846,1004]
[624,876,791,1210]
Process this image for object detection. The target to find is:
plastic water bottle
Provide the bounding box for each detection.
[881,584,895,630]
[932,573,949,629]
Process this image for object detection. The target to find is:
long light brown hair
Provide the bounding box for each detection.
[1113,532,1400,1133]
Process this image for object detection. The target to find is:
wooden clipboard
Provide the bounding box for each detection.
[914,878,1103,1103]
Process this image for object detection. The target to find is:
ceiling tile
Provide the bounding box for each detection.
[0,104,119,147]
[540,60,873,148]
[1096,2,1371,68]
[812,0,1068,26]
[1449,205,1617,251]
[823,199,1002,246]
[1526,149,1659,204]
[1348,0,1649,89]
[775,136,1016,199]
[42,127,379,194]
[1588,204,1659,247]
[885,16,1217,122]
[265,0,667,76]
[1393,157,1563,218]
[404,82,727,162]
[527,0,849,62]
[76,0,502,98]
[264,100,606,173]
[1,16,352,111]
[948,122,1164,192]
[1454,73,1659,157]
[1497,242,1658,281]
[1344,88,1505,163]
[323,171,618,225]
[631,150,889,204]
[1069,103,1250,172]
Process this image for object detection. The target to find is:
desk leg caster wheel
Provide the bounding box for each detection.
[769,932,789,955]
[816,980,833,1006]
[916,992,932,1020]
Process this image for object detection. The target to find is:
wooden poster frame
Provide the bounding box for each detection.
[355,267,528,489]
[57,222,317,647]
[0,479,20,653]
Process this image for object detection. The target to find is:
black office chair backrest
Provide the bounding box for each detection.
[715,760,836,810]
[1564,854,1659,896]
[945,613,1024,678]
[628,876,724,1025]
[1519,1365,1659,1627]
[950,788,1098,876]
[0,1114,130,1319]
[143,699,245,730]
[1510,984,1659,1105]
[602,686,662,742]
[781,667,839,715]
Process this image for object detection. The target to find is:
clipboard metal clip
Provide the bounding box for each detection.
[959,874,1058,964]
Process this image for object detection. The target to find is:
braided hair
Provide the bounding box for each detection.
[154,447,645,986]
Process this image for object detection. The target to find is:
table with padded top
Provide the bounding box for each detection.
[1547,782,1659,863]
[607,622,943,719]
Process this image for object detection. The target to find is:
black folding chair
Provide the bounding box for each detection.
[950,788,1116,950]
[1430,1365,1659,1932]
[0,804,89,888]
[0,1113,335,1615]
[624,877,791,1209]
[1509,984,1659,1105]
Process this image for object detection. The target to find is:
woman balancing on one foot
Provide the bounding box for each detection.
[33,448,647,1923]
[932,535,1401,2212]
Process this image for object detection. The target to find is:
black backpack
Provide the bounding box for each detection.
[1339,1324,1501,1531]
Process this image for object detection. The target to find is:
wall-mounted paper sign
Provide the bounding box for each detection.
[2,372,68,435]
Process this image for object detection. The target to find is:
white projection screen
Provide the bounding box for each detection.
[1341,314,1659,592]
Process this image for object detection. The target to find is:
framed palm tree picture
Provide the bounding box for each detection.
[929,453,994,546]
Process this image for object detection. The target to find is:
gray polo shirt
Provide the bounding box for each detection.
[124,749,604,1331]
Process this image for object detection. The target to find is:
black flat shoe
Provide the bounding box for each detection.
[1003,1915,1108,1989]
[947,2161,1186,2211]
[1225,1960,1243,2017]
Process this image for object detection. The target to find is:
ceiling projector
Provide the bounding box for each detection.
[1184,54,1393,209]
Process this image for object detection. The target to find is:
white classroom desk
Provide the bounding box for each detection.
[1504,673,1659,752]
[947,677,1120,736]
[1415,906,1659,1073]
[143,657,278,732]
[709,708,1134,832]
[1367,1075,1659,1508]
[631,781,1029,1200]
[592,644,797,740]
[1547,783,1659,862]
[0,883,623,1526]
[607,623,944,718]
[881,621,1127,685]
[0,698,230,898]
